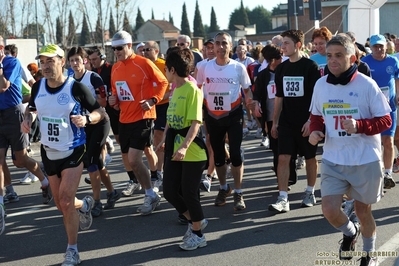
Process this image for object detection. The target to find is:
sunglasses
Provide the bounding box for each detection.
[177,43,186,46]
[311,50,317,53]
[143,48,153,52]
[112,46,125,51]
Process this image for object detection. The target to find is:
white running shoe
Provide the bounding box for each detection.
[20,172,39,184]
[255,128,262,138]
[106,136,115,153]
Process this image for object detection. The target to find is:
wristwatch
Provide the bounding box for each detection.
[0,63,3,69]
[151,97,158,104]
[85,114,92,124]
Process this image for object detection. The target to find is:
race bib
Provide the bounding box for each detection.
[324,107,360,138]
[116,81,134,101]
[206,91,231,111]
[283,76,304,97]
[380,86,389,101]
[267,81,276,99]
[41,116,70,143]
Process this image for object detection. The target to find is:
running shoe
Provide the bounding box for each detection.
[4,192,19,204]
[78,195,94,230]
[183,219,208,241]
[20,172,39,184]
[383,172,396,189]
[268,196,290,212]
[61,249,81,266]
[104,190,121,209]
[41,185,53,204]
[393,156,399,173]
[339,222,360,260]
[0,203,5,235]
[179,233,207,251]
[359,255,378,266]
[122,181,142,196]
[255,128,263,138]
[91,201,103,217]
[296,156,306,169]
[105,136,115,153]
[214,185,232,206]
[301,191,316,207]
[233,192,246,211]
[138,194,161,215]
[199,174,212,193]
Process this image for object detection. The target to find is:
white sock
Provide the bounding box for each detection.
[279,191,288,200]
[306,186,315,193]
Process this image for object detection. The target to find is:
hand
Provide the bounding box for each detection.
[139,99,152,111]
[21,116,32,134]
[172,147,187,161]
[70,115,86,128]
[341,118,357,134]
[245,98,255,111]
[271,123,278,139]
[309,131,325,145]
[302,120,311,137]
[155,142,165,152]
[108,94,117,107]
[254,104,262,117]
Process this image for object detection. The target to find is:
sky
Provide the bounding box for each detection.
[138,0,288,31]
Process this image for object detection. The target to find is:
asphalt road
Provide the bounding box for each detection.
[1,133,399,266]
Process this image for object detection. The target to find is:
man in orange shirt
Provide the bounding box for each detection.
[143,41,170,191]
[108,31,168,215]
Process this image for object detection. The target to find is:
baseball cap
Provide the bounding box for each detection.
[35,44,65,59]
[136,42,145,51]
[204,39,214,45]
[369,34,386,46]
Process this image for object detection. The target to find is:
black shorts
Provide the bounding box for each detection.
[83,120,110,170]
[105,104,120,136]
[119,119,154,153]
[278,125,317,159]
[154,103,168,131]
[0,104,29,151]
[41,144,85,178]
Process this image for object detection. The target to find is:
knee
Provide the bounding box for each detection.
[58,195,75,213]
[322,202,341,222]
[278,155,291,166]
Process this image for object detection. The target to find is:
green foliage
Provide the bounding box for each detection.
[248,5,272,33]
[228,0,250,30]
[79,15,90,46]
[135,8,145,31]
[68,11,76,45]
[180,3,191,37]
[56,17,63,44]
[22,23,45,38]
[151,8,155,20]
[123,12,133,35]
[95,17,103,44]
[169,12,174,25]
[193,0,205,38]
[208,7,219,33]
[272,5,286,16]
[109,11,116,39]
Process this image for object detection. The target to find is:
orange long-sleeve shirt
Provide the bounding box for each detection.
[111,54,168,123]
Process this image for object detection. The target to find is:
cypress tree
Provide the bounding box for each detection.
[169,12,174,25]
[109,11,116,39]
[79,14,90,46]
[209,7,220,33]
[55,17,63,44]
[68,10,76,45]
[193,0,205,38]
[95,16,102,44]
[180,3,191,36]
[135,8,145,30]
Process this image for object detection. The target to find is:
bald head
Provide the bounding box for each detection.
[144,41,160,62]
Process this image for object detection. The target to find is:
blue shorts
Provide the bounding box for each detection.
[381,111,396,137]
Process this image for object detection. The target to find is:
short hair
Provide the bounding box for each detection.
[312,26,333,42]
[166,46,180,58]
[326,35,355,57]
[281,30,304,48]
[67,46,88,61]
[147,41,159,51]
[165,48,193,78]
[5,44,17,56]
[214,31,233,45]
[87,46,104,57]
[261,44,282,63]
[177,35,191,45]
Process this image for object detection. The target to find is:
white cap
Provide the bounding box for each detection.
[111,30,132,46]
